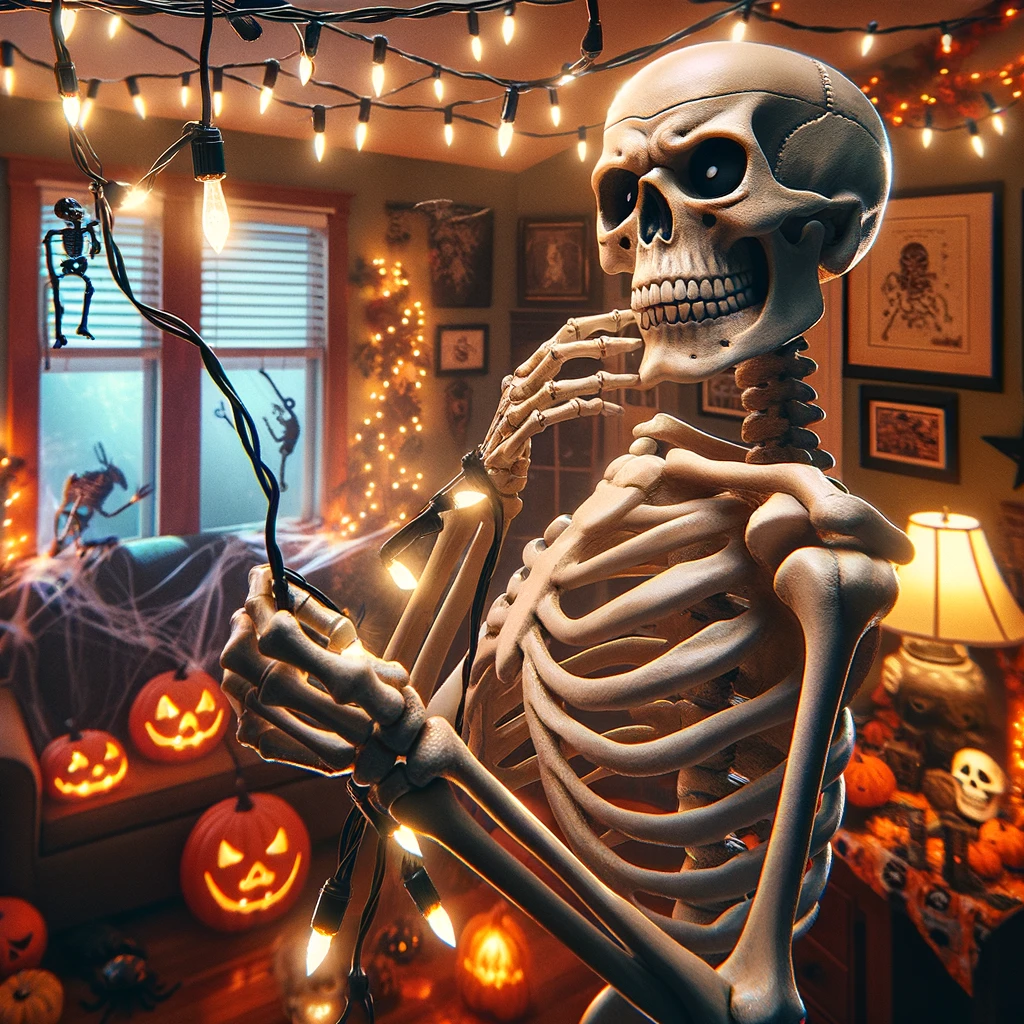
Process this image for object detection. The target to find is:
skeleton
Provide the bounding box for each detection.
[51,443,153,556]
[44,197,101,350]
[881,241,951,341]
[220,43,914,1024]
[949,748,1006,824]
[259,369,301,492]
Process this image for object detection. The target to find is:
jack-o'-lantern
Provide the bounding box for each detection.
[180,790,310,932]
[843,748,896,809]
[129,666,229,763]
[0,900,45,979]
[456,903,530,1023]
[0,969,63,1024]
[39,724,128,801]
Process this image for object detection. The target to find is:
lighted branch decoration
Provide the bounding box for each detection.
[341,258,430,541]
[0,450,27,574]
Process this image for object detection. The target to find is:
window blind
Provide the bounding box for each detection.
[200,210,328,349]
[39,189,162,349]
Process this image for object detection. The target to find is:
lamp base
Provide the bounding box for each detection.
[881,637,989,771]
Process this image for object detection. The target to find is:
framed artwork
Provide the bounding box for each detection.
[435,324,489,375]
[859,385,959,483]
[518,218,593,305]
[845,187,1001,391]
[698,370,745,419]
[426,205,494,308]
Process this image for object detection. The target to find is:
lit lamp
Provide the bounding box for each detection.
[881,511,1024,771]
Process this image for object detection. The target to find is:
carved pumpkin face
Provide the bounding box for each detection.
[0,898,46,979]
[40,728,128,801]
[129,668,229,763]
[180,791,310,932]
[456,904,531,1022]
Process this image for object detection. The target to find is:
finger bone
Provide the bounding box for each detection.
[258,661,373,745]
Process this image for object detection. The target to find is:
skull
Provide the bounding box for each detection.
[592,41,890,386]
[950,748,1006,823]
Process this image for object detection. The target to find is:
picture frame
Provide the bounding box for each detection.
[518,217,594,306]
[859,384,959,483]
[844,186,1002,392]
[698,370,745,419]
[435,323,489,375]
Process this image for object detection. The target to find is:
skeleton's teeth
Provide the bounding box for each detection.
[660,280,674,304]
[673,279,686,301]
[699,279,713,301]
[629,271,760,327]
[713,278,725,299]
[687,280,699,301]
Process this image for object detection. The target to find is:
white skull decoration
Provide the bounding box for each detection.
[592,41,891,386]
[950,748,1006,823]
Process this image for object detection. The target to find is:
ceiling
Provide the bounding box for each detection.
[0,0,1015,171]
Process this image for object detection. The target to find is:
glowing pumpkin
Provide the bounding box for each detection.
[456,903,530,1022]
[129,666,229,763]
[979,818,1024,869]
[0,900,45,979]
[0,970,63,1024]
[180,790,310,932]
[39,724,128,802]
[843,749,896,809]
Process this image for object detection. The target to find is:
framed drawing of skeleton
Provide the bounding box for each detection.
[844,187,1002,391]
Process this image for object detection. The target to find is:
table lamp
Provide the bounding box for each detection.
[881,511,1024,771]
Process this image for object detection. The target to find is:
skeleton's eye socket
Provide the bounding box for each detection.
[685,137,746,199]
[598,168,641,230]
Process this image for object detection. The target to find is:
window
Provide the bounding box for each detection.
[36,188,161,549]
[6,157,350,552]
[199,204,326,529]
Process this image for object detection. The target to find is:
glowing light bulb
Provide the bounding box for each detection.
[180,72,190,109]
[300,20,321,86]
[213,68,224,117]
[453,490,486,509]
[62,93,80,126]
[731,14,747,42]
[861,21,877,57]
[443,106,453,146]
[371,35,387,97]
[108,14,121,39]
[78,79,98,127]
[468,10,482,61]
[471,35,482,61]
[60,9,76,39]
[432,67,444,102]
[119,186,148,210]
[126,77,145,119]
[356,96,371,151]
[202,177,230,253]
[993,114,1006,135]
[259,86,273,113]
[984,93,1006,135]
[502,3,516,44]
[498,120,513,155]
[426,906,456,947]
[388,559,418,590]
[941,30,952,54]
[922,126,933,148]
[2,67,13,98]
[314,132,325,161]
[299,53,314,85]
[393,826,423,856]
[259,60,278,114]
[968,120,984,157]
[498,86,518,157]
[312,104,326,161]
[548,87,560,126]
[577,125,587,162]
[305,929,332,977]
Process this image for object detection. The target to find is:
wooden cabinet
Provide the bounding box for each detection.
[796,856,893,1024]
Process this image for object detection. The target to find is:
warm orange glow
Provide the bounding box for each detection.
[203,852,302,914]
[463,928,524,989]
[53,751,127,797]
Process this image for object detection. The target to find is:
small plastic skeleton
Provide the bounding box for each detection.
[44,197,101,350]
[260,369,301,492]
[881,241,952,340]
[221,44,914,1024]
[51,443,153,556]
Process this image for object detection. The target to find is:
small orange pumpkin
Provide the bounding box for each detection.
[861,719,894,748]
[0,900,45,979]
[0,969,63,1024]
[968,839,1003,880]
[180,789,310,932]
[456,903,530,1023]
[844,749,897,808]
[129,666,229,763]
[39,722,127,801]
[979,818,1024,869]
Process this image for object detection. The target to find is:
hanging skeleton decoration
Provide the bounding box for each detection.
[51,443,153,556]
[259,369,301,492]
[44,197,101,352]
[221,43,914,1024]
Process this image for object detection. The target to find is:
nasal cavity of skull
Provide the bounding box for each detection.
[639,184,673,245]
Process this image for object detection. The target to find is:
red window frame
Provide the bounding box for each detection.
[4,155,351,548]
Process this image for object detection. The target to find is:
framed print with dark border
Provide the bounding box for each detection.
[518,217,593,306]
[859,385,959,483]
[698,371,745,419]
[845,186,1001,392]
[435,324,489,375]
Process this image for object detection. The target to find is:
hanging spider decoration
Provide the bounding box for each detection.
[259,369,300,492]
[50,442,153,556]
[43,197,101,352]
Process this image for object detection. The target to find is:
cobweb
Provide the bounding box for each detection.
[0,524,400,751]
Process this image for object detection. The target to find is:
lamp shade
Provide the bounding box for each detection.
[884,511,1024,646]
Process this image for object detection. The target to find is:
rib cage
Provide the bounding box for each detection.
[465,460,853,962]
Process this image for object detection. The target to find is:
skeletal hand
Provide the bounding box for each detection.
[220,567,432,788]
[132,483,154,504]
[479,310,642,497]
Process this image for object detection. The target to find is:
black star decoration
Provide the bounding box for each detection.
[983,423,1024,489]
